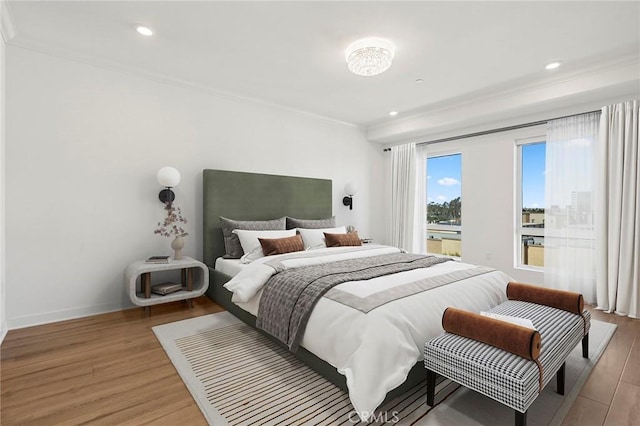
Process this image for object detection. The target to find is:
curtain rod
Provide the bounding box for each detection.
[382,109,601,152]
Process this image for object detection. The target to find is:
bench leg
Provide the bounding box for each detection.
[515,410,527,426]
[556,362,565,395]
[426,369,436,406]
[582,333,589,358]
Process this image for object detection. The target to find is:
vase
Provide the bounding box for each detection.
[171,236,185,260]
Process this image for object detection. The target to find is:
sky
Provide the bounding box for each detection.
[426,143,546,208]
[521,142,546,208]
[427,154,461,203]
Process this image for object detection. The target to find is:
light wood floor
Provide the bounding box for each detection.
[562,308,640,426]
[1,298,638,425]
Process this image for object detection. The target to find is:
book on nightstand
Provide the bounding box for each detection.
[151,282,183,295]
[145,256,170,263]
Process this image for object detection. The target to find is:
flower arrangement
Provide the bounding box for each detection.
[154,203,189,238]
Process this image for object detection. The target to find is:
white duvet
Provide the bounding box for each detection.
[223,245,510,420]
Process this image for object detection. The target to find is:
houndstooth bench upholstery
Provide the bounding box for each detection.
[424,300,591,426]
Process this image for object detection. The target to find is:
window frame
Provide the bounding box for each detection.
[515,136,546,271]
[425,149,463,259]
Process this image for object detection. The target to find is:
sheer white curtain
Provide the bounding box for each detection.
[596,100,639,318]
[414,144,428,254]
[390,143,426,253]
[544,112,600,302]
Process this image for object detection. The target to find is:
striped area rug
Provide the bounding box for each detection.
[153,311,615,426]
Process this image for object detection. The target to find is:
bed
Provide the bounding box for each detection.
[203,169,510,419]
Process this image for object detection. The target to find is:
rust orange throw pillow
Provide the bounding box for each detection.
[324,232,362,247]
[442,307,541,360]
[507,282,584,315]
[258,234,304,256]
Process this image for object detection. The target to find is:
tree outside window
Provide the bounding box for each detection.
[426,153,462,258]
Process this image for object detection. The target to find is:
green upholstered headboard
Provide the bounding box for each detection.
[203,169,333,267]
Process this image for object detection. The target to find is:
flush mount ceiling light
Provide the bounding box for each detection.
[389,111,399,116]
[345,37,395,77]
[136,26,153,36]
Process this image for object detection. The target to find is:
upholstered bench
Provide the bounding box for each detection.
[424,283,591,426]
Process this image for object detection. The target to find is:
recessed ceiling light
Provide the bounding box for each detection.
[415,78,424,84]
[389,111,399,116]
[136,26,153,36]
[545,61,561,70]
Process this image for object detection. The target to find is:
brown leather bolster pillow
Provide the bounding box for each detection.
[507,282,584,315]
[442,307,541,360]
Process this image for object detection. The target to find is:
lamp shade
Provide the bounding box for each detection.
[157,167,181,188]
[345,183,358,196]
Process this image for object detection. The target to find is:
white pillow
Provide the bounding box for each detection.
[297,226,347,250]
[233,229,297,263]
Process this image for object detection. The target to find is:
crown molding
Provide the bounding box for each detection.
[8,37,360,130]
[0,1,16,42]
[368,55,640,144]
[373,54,639,129]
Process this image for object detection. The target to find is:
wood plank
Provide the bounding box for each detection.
[604,381,640,426]
[562,395,608,426]
[578,310,638,406]
[1,296,220,425]
[621,325,640,386]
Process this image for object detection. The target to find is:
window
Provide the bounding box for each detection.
[426,153,462,257]
[517,140,546,267]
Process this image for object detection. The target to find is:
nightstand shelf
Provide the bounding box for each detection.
[125,256,209,311]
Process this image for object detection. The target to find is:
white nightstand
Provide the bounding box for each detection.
[124,256,209,312]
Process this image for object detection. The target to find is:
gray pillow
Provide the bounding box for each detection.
[286,216,336,230]
[220,217,286,258]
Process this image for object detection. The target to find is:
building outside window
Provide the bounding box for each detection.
[426,153,462,257]
[517,140,546,267]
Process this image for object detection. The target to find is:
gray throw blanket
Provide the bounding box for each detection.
[256,253,451,352]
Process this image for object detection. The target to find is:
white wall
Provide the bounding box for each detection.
[5,46,385,329]
[421,126,547,285]
[0,12,6,343]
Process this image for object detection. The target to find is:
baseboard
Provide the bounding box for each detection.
[7,301,131,330]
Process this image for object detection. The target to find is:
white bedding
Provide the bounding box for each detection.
[214,257,245,277]
[223,245,510,420]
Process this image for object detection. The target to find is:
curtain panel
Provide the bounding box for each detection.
[391,143,426,253]
[596,100,640,318]
[414,144,428,254]
[544,112,600,302]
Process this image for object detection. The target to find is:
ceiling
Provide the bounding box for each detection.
[6,1,640,140]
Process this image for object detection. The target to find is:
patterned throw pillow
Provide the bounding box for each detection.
[324,231,362,247]
[220,217,286,258]
[285,216,336,230]
[259,234,305,256]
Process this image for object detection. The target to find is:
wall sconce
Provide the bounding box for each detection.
[342,183,357,210]
[157,166,181,205]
